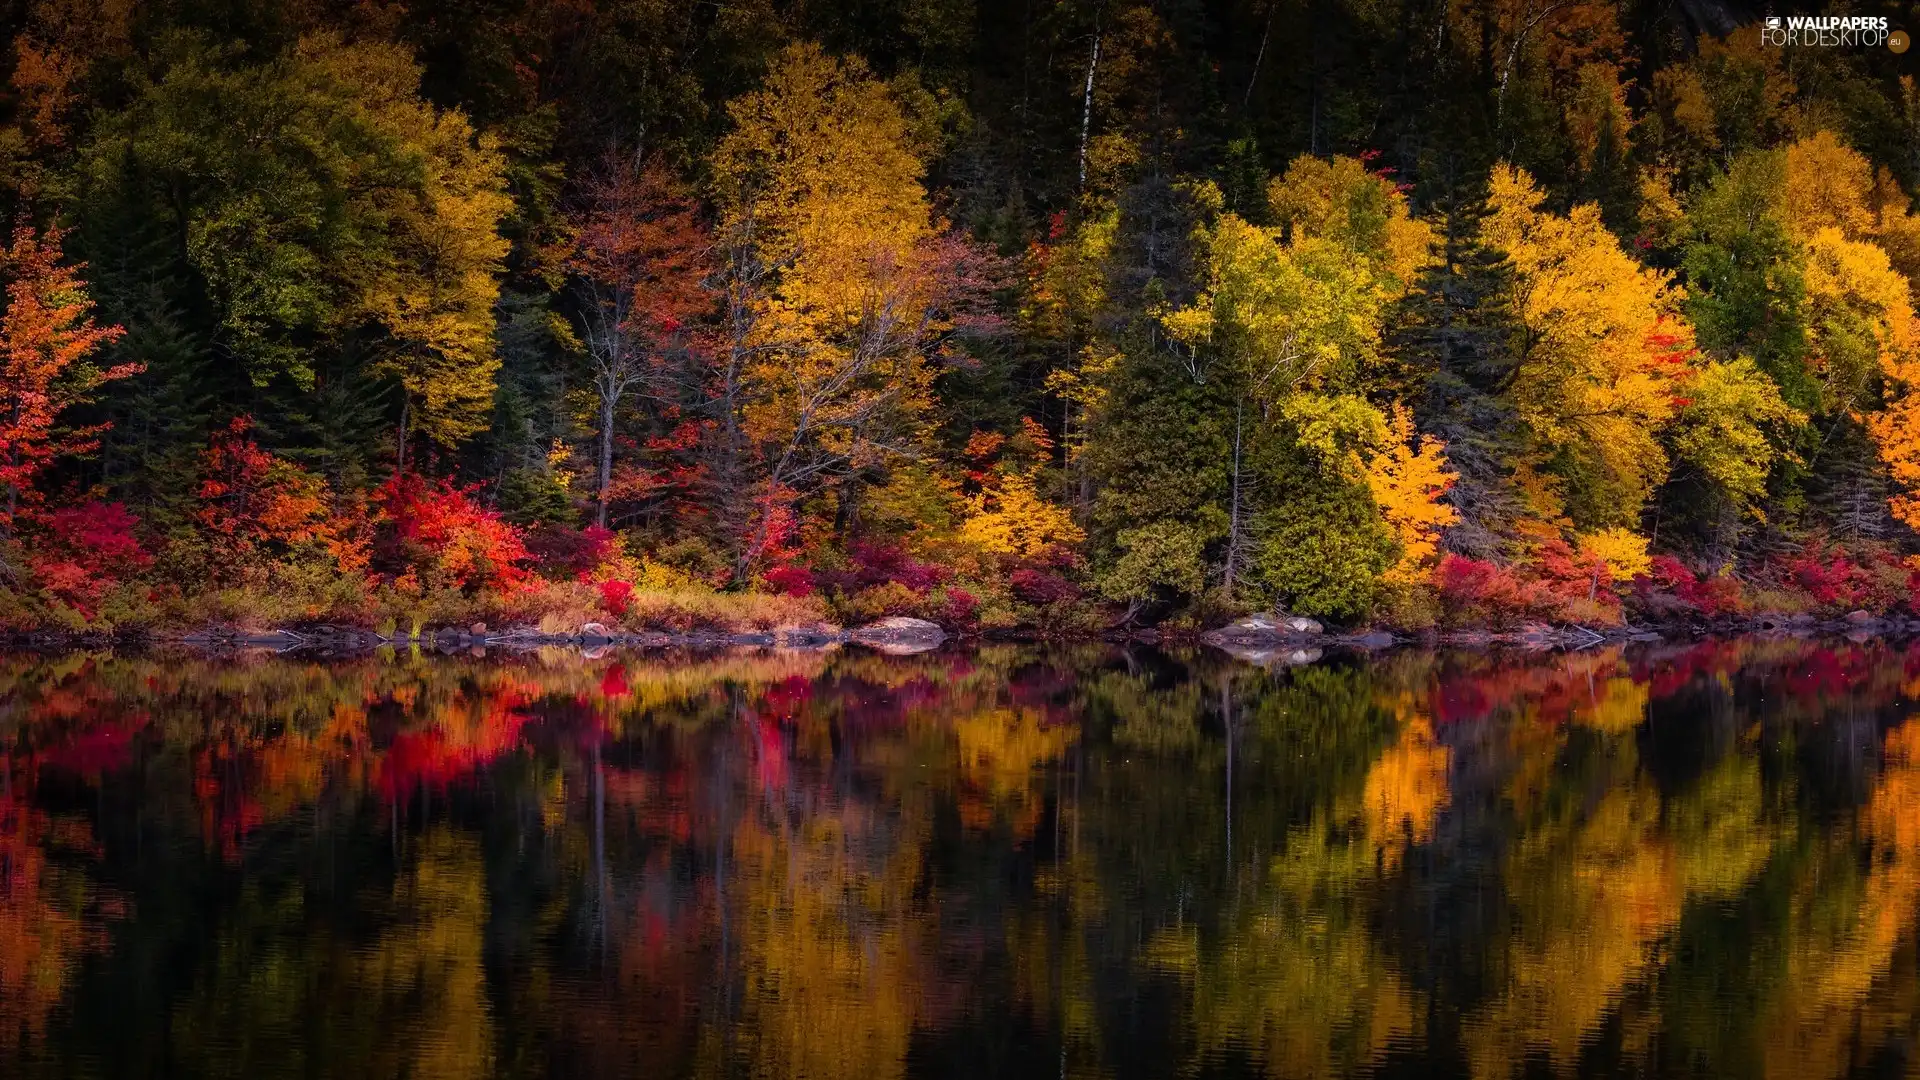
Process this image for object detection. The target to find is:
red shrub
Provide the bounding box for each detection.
[29,501,151,619]
[1435,554,1532,625]
[1009,567,1080,605]
[378,475,533,592]
[815,542,948,597]
[1641,556,1744,617]
[599,578,634,616]
[762,564,815,597]
[196,417,344,569]
[1532,539,1614,610]
[525,524,616,578]
[848,541,948,592]
[1790,554,1855,606]
[941,586,979,627]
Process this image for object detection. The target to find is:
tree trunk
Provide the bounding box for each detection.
[396,393,410,475]
[1078,19,1102,192]
[1223,399,1246,599]
[597,389,617,529]
[1244,2,1275,111]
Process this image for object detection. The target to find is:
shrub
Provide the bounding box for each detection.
[1009,567,1080,605]
[525,524,616,578]
[1435,554,1533,627]
[28,502,152,621]
[762,564,816,597]
[598,578,634,616]
[378,475,533,593]
[1637,555,1745,617]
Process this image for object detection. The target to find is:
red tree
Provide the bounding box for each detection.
[0,225,133,529]
[570,153,713,528]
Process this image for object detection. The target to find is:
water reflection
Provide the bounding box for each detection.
[1,640,1919,1077]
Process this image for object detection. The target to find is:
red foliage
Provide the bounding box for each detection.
[0,225,132,526]
[571,154,712,347]
[195,417,353,573]
[837,541,948,593]
[1531,539,1612,607]
[761,563,815,597]
[737,484,802,578]
[28,501,150,619]
[1009,567,1080,605]
[599,578,634,616]
[36,716,145,777]
[1641,556,1745,617]
[1784,547,1871,608]
[600,663,630,700]
[941,585,979,627]
[525,523,616,577]
[762,675,813,717]
[1435,554,1534,626]
[378,474,533,592]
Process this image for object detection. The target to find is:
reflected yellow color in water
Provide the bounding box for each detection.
[3,641,1920,1079]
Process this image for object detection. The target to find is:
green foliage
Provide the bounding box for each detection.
[2,1,1919,634]
[495,468,576,527]
[1682,153,1816,409]
[1670,358,1805,511]
[76,32,510,447]
[1248,436,1398,623]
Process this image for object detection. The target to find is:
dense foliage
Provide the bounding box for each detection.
[2,0,1920,631]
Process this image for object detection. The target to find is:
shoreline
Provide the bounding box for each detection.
[5,609,1917,657]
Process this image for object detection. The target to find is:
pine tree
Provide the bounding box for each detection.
[1395,181,1527,559]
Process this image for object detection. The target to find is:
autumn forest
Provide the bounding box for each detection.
[4,0,1920,633]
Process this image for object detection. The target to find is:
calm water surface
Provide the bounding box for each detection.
[2,640,1919,1078]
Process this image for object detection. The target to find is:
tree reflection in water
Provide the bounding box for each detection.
[1,639,1919,1078]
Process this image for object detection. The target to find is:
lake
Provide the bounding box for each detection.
[0,640,1917,1079]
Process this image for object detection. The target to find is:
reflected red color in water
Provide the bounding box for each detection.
[0,639,1918,1079]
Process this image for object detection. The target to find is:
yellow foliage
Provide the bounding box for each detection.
[1466,779,1681,1080]
[1266,154,1435,293]
[1873,354,1920,530]
[1361,710,1451,868]
[1577,526,1652,585]
[959,471,1084,557]
[714,43,944,477]
[1364,403,1458,585]
[1672,357,1805,511]
[1162,213,1386,401]
[301,36,513,449]
[1783,131,1876,242]
[1571,674,1651,733]
[1565,63,1630,175]
[1483,164,1691,526]
[729,803,929,1080]
[1762,720,1920,1079]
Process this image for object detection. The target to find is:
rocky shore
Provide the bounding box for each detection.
[8,608,1920,658]
[2,615,950,654]
[1199,609,1920,665]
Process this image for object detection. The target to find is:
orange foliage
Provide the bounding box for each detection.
[1364,403,1457,585]
[0,225,131,527]
[378,474,534,592]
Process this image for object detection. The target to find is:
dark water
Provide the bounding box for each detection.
[2,641,1919,1078]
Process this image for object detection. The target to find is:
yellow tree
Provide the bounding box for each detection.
[1482,164,1692,532]
[314,37,513,457]
[1764,133,1920,528]
[1871,346,1920,531]
[1364,403,1458,586]
[712,43,969,576]
[1266,155,1435,294]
